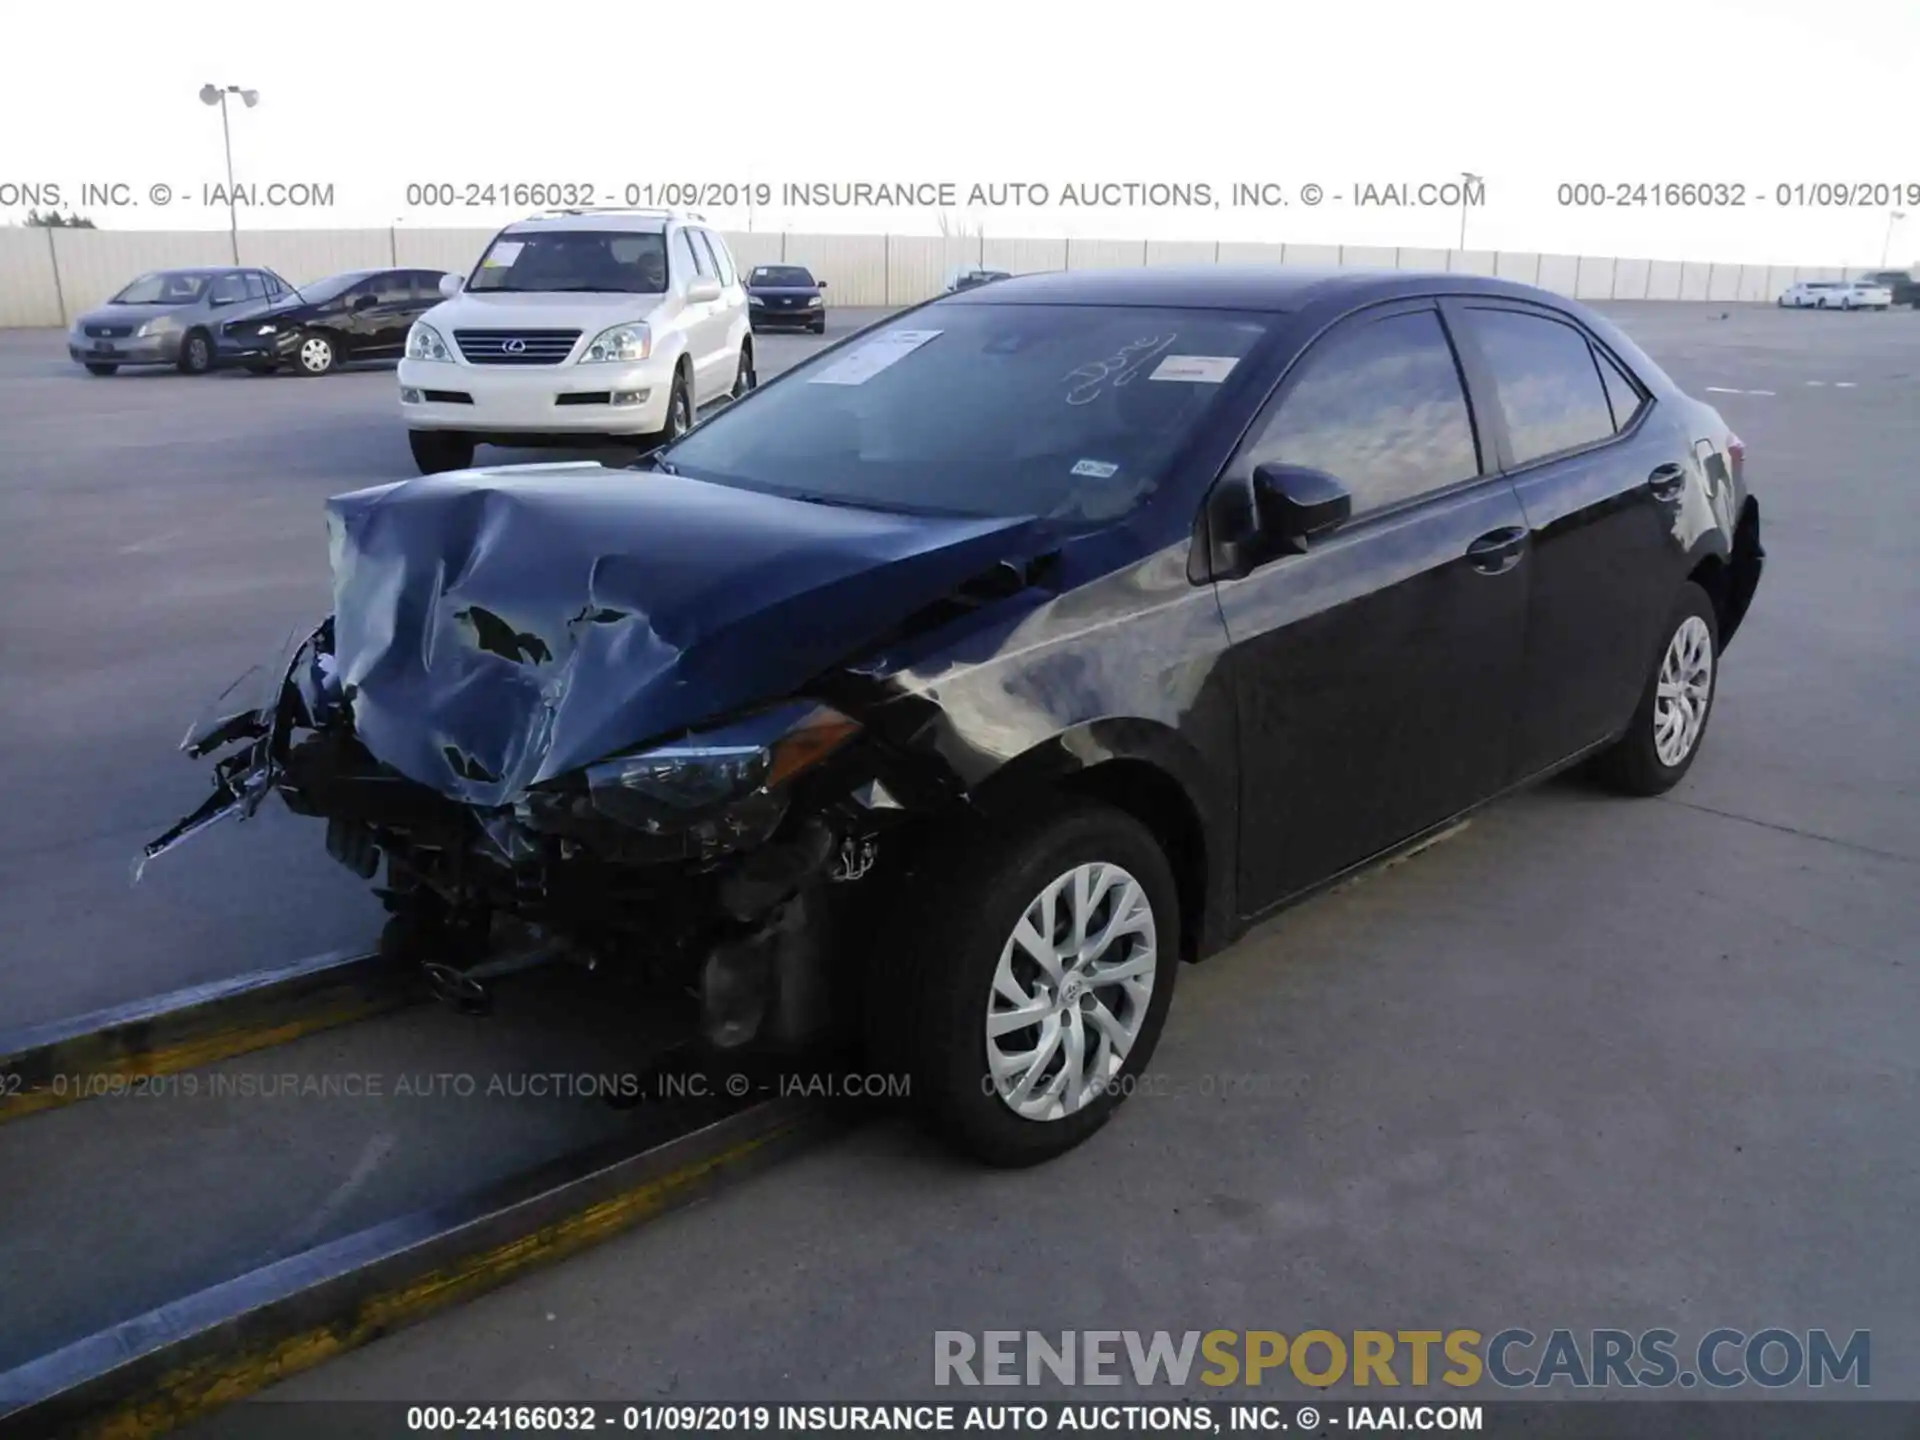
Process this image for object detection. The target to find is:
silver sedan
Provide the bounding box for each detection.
[67,266,294,375]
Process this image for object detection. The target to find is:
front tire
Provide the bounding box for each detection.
[732,340,756,399]
[1590,582,1719,796]
[810,317,827,335]
[294,331,340,376]
[176,329,213,374]
[408,430,474,474]
[899,804,1181,1167]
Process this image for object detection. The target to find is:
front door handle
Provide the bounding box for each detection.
[1646,462,1687,500]
[1465,525,1527,574]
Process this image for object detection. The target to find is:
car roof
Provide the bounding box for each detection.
[929,265,1569,313]
[499,210,691,235]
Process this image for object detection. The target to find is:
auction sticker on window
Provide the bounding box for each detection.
[1148,354,1239,383]
[807,329,944,386]
[1071,458,1120,478]
[481,241,525,267]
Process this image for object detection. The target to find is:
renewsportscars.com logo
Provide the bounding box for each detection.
[933,1329,1870,1391]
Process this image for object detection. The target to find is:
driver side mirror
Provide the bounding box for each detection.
[438,273,464,298]
[687,277,723,304]
[1215,464,1352,580]
[1255,463,1351,550]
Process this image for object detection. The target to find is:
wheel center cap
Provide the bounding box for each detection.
[1058,975,1084,1005]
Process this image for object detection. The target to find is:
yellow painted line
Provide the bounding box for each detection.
[0,998,403,1125]
[0,952,416,1128]
[58,1108,822,1440]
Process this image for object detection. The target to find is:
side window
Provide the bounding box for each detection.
[1593,346,1646,432]
[687,229,718,280]
[242,272,268,300]
[704,230,736,286]
[1238,309,1481,518]
[209,272,250,304]
[376,271,411,304]
[1463,308,1619,465]
[669,228,701,289]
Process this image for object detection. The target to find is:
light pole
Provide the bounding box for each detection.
[1458,172,1483,252]
[1882,210,1907,268]
[199,83,259,264]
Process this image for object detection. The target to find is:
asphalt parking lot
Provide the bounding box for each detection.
[1,299,1916,1409]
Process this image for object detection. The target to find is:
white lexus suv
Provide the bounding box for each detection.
[399,209,754,473]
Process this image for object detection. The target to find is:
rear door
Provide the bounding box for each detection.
[1216,300,1531,915]
[1443,299,1676,778]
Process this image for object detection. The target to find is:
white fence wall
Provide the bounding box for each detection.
[0,224,1873,327]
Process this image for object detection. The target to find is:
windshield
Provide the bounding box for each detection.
[294,271,372,304]
[467,231,668,294]
[750,266,816,287]
[111,272,209,304]
[657,304,1271,527]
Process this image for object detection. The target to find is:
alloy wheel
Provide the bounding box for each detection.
[984,861,1157,1122]
[1653,614,1714,767]
[669,385,691,437]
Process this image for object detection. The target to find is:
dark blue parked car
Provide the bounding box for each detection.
[745,263,827,333]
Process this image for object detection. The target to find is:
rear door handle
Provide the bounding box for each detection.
[1465,525,1527,574]
[1646,462,1687,500]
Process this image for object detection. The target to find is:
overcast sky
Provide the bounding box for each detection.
[4,0,1915,268]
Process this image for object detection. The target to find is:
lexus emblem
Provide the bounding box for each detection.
[503,338,527,353]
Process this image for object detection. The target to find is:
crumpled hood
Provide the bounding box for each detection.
[326,464,1039,806]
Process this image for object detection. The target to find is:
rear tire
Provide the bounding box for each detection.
[409,430,474,475]
[1589,582,1719,797]
[176,329,213,374]
[83,362,118,376]
[895,803,1181,1168]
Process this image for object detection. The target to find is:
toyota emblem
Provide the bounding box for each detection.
[502,338,528,354]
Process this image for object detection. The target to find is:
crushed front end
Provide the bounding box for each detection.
[136,467,1033,1055]
[145,615,924,1053]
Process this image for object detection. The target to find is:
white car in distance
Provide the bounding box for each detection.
[1778,278,1894,310]
[399,209,754,474]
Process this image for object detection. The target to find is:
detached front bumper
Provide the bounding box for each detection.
[398,357,674,437]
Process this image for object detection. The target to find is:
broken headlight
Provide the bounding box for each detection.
[524,701,862,858]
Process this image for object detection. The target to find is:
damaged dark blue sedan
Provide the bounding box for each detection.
[146,268,1764,1166]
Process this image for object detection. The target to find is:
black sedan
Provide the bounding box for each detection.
[745,264,828,332]
[218,267,453,375]
[149,267,1762,1168]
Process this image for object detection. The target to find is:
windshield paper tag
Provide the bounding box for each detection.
[481,241,524,267]
[807,329,943,386]
[1148,354,1239,383]
[1071,459,1120,479]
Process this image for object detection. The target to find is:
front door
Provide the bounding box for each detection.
[1214,301,1531,915]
